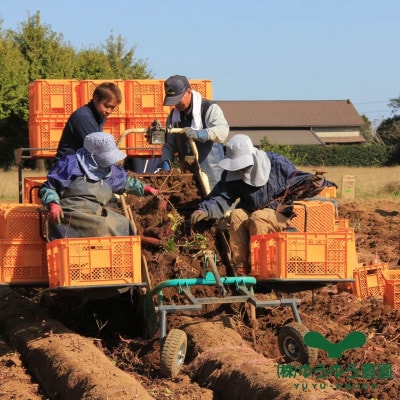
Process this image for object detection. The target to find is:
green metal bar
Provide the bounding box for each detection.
[151,273,257,297]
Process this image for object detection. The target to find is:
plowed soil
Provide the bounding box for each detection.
[0,170,399,400]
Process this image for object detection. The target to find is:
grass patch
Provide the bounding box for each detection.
[1,165,400,203]
[299,165,400,201]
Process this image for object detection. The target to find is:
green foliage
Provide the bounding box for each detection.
[0,11,153,168]
[376,116,400,146]
[259,138,307,165]
[290,143,400,167]
[359,115,373,142]
[12,12,76,82]
[0,28,29,120]
[164,211,184,253]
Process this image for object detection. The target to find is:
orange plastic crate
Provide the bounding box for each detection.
[46,236,142,288]
[125,117,164,156]
[187,79,213,99]
[29,117,67,157]
[318,186,337,198]
[102,117,127,149]
[0,240,48,284]
[335,218,350,230]
[24,177,47,205]
[0,203,46,241]
[125,80,173,119]
[290,200,337,232]
[352,262,388,299]
[250,229,357,280]
[29,79,80,119]
[382,269,400,309]
[78,80,125,117]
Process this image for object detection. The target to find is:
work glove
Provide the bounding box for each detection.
[185,128,208,142]
[48,202,64,224]
[144,186,158,196]
[154,160,171,173]
[190,209,207,225]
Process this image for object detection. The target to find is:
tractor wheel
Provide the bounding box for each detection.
[278,322,318,364]
[160,329,187,378]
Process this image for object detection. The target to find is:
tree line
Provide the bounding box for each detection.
[0,11,152,169]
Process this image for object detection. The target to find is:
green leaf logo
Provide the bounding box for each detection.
[304,331,366,358]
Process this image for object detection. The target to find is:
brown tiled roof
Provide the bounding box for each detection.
[217,100,364,128]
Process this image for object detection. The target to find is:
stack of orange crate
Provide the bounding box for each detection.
[28,79,213,159]
[124,79,171,156]
[29,79,80,157]
[124,79,212,157]
[0,204,48,284]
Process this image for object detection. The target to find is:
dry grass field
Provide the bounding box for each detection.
[1,165,400,203]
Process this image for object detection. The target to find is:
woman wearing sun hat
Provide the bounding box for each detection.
[190,134,335,275]
[40,132,158,241]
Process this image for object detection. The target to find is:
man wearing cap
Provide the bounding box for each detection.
[190,134,334,275]
[158,75,229,190]
[39,132,158,241]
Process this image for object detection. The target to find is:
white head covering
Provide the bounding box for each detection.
[84,132,126,168]
[219,134,271,187]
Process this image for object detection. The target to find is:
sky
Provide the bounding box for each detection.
[1,0,399,125]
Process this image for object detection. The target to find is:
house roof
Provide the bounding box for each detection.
[216,100,364,128]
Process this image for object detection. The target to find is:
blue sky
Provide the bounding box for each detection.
[1,1,398,124]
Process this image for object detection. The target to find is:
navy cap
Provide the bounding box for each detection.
[163,75,190,106]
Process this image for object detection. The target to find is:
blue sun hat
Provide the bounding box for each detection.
[84,132,126,168]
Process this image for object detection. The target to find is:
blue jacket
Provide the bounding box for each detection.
[198,151,325,219]
[39,154,145,206]
[55,101,106,160]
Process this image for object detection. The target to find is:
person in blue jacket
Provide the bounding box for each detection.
[55,82,122,160]
[190,134,335,275]
[158,75,229,190]
[40,132,158,241]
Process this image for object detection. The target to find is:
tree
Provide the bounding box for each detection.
[11,11,76,82]
[73,34,152,80]
[102,33,152,79]
[388,96,400,114]
[0,11,154,169]
[359,115,373,142]
[376,116,400,146]
[0,23,29,120]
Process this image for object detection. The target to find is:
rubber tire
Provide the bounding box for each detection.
[160,329,187,378]
[278,322,318,364]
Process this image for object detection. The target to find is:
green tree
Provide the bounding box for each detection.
[0,11,154,169]
[376,116,400,146]
[102,33,152,79]
[388,96,400,114]
[11,11,76,82]
[359,115,373,142]
[73,35,152,80]
[0,23,29,120]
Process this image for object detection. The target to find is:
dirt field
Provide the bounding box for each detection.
[0,171,399,399]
